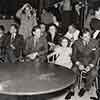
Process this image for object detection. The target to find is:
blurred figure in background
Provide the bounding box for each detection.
[64,24,80,46]
[41,9,54,25]
[16,3,37,39]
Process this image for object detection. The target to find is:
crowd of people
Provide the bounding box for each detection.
[0,2,100,100]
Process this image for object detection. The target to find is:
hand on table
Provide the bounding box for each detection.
[27,52,38,60]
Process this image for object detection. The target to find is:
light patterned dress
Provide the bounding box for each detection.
[55,46,72,69]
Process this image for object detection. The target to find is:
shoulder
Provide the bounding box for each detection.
[3,32,11,39]
[91,38,98,43]
[73,39,82,45]
[40,36,47,42]
[90,38,99,45]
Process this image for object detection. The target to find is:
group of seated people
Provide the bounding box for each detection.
[0,3,99,100]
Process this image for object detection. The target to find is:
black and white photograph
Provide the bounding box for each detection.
[0,0,99,100]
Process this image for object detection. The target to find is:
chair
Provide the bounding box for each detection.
[47,52,58,63]
[78,69,87,89]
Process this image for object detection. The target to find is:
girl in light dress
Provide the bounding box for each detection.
[50,37,72,69]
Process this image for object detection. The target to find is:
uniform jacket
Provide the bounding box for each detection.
[72,38,99,67]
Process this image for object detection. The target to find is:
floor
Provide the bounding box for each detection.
[48,85,97,100]
[70,86,97,100]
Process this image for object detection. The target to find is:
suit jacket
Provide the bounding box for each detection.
[47,32,60,45]
[3,32,25,57]
[72,38,99,67]
[90,18,100,31]
[24,36,48,62]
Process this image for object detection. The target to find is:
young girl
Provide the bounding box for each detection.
[49,37,72,69]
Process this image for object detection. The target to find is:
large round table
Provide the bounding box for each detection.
[0,61,75,96]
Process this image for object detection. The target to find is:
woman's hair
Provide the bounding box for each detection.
[60,37,71,47]
[32,25,40,32]
[48,23,58,32]
[31,25,40,36]
[39,23,47,31]
[68,24,78,30]
[79,28,91,38]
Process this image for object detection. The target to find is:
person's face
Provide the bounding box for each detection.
[25,7,31,15]
[95,8,100,18]
[0,29,4,38]
[61,39,68,47]
[49,26,56,34]
[10,26,17,34]
[33,28,41,38]
[40,24,46,33]
[82,32,91,42]
[68,25,76,34]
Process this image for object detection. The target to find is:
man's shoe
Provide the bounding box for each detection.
[90,97,98,100]
[78,88,86,97]
[65,91,74,99]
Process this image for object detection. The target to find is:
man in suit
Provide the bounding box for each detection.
[65,28,99,99]
[3,24,25,63]
[24,26,48,63]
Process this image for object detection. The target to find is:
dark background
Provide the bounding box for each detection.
[0,0,100,16]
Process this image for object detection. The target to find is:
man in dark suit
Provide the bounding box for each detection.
[65,28,99,99]
[3,24,25,63]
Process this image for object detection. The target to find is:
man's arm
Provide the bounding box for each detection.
[72,41,79,65]
[89,40,99,68]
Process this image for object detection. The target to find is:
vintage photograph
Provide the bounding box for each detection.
[0,0,99,100]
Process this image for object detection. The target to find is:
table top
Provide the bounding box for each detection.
[0,62,75,95]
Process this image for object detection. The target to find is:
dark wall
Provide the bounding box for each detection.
[0,0,17,16]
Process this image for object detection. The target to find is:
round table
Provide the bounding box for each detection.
[0,62,75,96]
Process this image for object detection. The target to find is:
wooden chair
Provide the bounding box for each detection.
[47,52,57,63]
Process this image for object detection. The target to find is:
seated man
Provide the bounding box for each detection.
[3,24,25,63]
[24,26,48,63]
[65,28,99,99]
